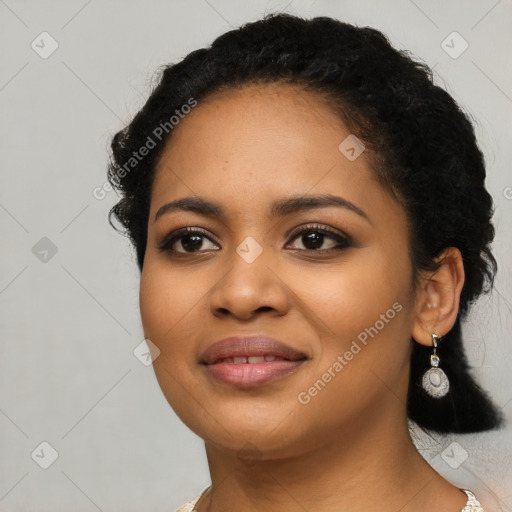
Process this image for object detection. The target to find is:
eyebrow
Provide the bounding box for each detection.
[153,193,371,224]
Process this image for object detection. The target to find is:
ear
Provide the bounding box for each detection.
[411,247,465,347]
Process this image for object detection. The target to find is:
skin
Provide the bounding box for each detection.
[139,82,467,512]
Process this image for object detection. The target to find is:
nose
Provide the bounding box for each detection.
[208,246,290,320]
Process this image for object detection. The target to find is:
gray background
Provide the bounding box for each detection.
[1,0,511,510]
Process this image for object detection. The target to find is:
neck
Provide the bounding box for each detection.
[197,406,465,512]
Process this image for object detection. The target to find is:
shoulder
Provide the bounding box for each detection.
[175,486,210,512]
[460,489,485,512]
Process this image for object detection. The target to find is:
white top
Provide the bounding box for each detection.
[175,487,485,511]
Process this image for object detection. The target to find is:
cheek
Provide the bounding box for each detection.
[139,259,204,346]
[296,246,411,339]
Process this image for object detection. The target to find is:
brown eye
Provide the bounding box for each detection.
[287,224,351,252]
[158,227,219,254]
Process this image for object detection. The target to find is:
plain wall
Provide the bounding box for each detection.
[1,0,511,510]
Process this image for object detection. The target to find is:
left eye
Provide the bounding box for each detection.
[286,226,350,251]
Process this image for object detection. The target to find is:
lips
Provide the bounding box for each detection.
[200,336,307,365]
[200,335,308,387]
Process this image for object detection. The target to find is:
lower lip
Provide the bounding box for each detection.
[203,359,306,387]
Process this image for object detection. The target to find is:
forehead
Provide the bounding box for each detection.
[163,82,345,151]
[151,82,369,198]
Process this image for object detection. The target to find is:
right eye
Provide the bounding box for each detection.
[157,227,220,254]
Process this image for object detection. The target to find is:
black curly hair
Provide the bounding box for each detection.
[107,13,504,434]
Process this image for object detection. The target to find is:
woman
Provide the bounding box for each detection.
[107,13,504,512]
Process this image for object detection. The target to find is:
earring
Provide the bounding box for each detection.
[422,333,449,398]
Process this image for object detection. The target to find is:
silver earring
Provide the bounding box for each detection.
[422,333,449,398]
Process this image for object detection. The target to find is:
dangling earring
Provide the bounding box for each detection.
[422,333,449,398]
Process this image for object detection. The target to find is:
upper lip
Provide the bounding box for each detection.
[200,336,308,364]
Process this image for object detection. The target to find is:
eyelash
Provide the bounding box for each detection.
[157,223,353,256]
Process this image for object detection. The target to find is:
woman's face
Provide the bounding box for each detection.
[140,83,417,458]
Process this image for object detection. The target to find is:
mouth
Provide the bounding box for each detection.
[200,336,308,388]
